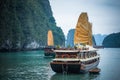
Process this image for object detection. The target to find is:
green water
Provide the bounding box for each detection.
[0,48,120,80]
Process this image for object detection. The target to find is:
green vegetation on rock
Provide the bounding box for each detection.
[0,0,65,51]
[102,32,120,48]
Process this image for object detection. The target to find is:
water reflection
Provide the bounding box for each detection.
[50,73,100,80]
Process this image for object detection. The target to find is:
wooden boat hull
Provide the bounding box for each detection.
[44,52,55,57]
[50,60,99,73]
[50,62,81,73]
[44,46,55,57]
[80,60,99,73]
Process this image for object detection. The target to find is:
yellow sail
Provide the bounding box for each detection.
[47,30,54,46]
[74,12,93,46]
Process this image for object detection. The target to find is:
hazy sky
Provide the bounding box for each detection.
[49,0,120,36]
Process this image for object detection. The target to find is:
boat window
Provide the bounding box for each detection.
[83,52,86,59]
[56,54,62,58]
[61,54,70,58]
[70,55,77,58]
[80,53,83,59]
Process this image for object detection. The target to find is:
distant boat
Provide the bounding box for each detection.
[44,30,55,57]
[50,12,100,73]
[47,30,54,46]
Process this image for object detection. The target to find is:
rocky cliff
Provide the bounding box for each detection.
[102,32,120,48]
[94,34,107,46]
[0,0,65,51]
[66,29,75,47]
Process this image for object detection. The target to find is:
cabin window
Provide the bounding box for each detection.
[56,55,61,58]
[70,55,77,58]
[79,54,81,59]
[95,52,97,56]
[83,52,86,59]
[80,53,84,59]
[61,54,70,58]
[87,52,90,58]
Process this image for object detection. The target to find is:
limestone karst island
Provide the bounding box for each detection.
[0,0,120,80]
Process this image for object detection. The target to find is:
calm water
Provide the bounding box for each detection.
[0,48,120,80]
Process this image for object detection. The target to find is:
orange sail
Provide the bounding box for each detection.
[47,30,54,46]
[74,13,93,46]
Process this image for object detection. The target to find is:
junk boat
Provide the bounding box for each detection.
[44,30,55,57]
[50,46,100,73]
[50,12,100,73]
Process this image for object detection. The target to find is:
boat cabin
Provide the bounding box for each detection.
[54,50,79,58]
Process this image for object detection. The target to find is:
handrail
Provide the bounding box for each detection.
[80,55,100,62]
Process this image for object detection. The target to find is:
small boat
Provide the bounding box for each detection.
[44,46,55,57]
[89,68,101,73]
[44,30,55,57]
[50,12,100,73]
